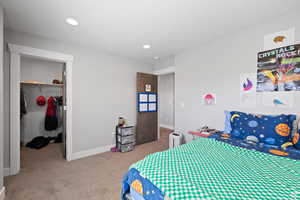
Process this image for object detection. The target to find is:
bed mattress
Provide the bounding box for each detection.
[122,135,300,200]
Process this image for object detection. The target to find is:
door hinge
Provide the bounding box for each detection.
[63,106,68,111]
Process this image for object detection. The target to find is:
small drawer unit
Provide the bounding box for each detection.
[116,126,135,152]
[117,143,135,153]
[117,134,135,145]
[117,126,135,136]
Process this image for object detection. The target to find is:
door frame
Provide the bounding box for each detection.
[8,44,73,175]
[153,66,175,139]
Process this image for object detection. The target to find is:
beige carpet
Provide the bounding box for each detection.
[4,128,172,200]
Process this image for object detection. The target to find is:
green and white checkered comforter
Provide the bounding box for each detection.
[131,137,300,200]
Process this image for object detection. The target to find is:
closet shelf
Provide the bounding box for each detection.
[21,81,63,87]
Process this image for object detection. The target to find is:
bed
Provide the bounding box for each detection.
[122,112,300,200]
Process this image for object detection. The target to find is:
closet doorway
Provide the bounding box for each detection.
[8,44,73,176]
[155,67,175,139]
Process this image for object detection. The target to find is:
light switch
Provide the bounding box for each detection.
[180,102,185,108]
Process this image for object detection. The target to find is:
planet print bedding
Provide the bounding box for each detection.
[122,137,300,200]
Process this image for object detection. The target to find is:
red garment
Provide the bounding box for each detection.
[46,97,56,117]
[45,96,58,131]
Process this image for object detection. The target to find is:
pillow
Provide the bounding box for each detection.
[230,111,296,147]
[292,131,300,149]
[229,111,260,140]
[224,110,232,134]
[258,114,295,146]
[291,116,300,138]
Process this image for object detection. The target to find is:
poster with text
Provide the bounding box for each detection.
[257,44,300,92]
[240,73,256,107]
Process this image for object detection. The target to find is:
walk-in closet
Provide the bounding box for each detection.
[20,56,66,161]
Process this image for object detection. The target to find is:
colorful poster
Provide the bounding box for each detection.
[203,93,216,105]
[262,92,293,108]
[240,73,256,93]
[264,28,295,50]
[240,73,256,107]
[257,44,300,92]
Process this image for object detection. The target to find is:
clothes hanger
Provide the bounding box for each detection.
[38,84,42,94]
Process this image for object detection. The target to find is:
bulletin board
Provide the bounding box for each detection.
[137,93,157,112]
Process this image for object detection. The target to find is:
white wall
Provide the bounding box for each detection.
[159,73,174,129]
[3,30,153,168]
[0,5,4,189]
[175,11,300,142]
[21,57,63,83]
[154,55,175,71]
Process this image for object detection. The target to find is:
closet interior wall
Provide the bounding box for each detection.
[159,73,175,129]
[20,57,64,145]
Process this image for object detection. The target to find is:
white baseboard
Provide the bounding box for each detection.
[160,124,174,130]
[4,168,10,177]
[0,187,5,200]
[70,144,114,161]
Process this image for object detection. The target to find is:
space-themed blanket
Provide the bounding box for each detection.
[122,137,300,200]
[211,131,300,160]
[122,168,164,200]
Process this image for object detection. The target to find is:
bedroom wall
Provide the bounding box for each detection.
[0,4,4,190]
[175,11,300,142]
[153,55,175,71]
[159,73,174,129]
[3,30,153,168]
[21,57,63,83]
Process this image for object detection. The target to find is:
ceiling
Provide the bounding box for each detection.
[1,0,300,65]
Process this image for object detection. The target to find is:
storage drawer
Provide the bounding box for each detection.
[117,143,134,152]
[117,134,135,144]
[117,126,135,136]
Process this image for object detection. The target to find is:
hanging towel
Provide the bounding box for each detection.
[45,96,58,131]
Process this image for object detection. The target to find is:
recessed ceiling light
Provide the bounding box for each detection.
[143,44,151,49]
[153,56,160,60]
[66,18,79,26]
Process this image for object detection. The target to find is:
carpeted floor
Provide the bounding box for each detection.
[4,128,172,200]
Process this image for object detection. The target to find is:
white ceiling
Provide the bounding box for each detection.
[1,0,300,64]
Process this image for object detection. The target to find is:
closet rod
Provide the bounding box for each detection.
[21,81,63,87]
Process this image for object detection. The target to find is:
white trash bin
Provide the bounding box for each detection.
[169,132,183,149]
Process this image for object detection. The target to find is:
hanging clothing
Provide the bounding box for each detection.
[54,96,63,128]
[20,87,27,119]
[56,96,63,106]
[36,95,46,106]
[45,96,58,131]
